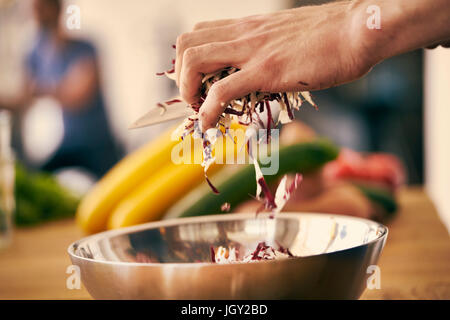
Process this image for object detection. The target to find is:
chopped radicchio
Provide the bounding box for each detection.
[210,246,216,263]
[221,202,231,212]
[156,48,312,208]
[211,241,294,264]
[205,174,219,195]
[272,173,303,217]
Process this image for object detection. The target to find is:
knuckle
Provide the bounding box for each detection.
[260,54,279,73]
[234,20,257,35]
[243,14,263,24]
[176,32,190,51]
[237,33,267,52]
[183,47,198,65]
[202,42,220,54]
[251,32,269,45]
[209,82,227,102]
[240,15,264,30]
[193,21,208,30]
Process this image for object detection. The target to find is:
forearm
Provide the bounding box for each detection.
[350,0,450,64]
[0,85,33,112]
[52,57,98,110]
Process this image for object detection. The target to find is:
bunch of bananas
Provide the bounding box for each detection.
[76,124,241,234]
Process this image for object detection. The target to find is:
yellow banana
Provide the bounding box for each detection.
[107,123,245,229]
[79,122,245,232]
[107,162,220,229]
[76,126,178,234]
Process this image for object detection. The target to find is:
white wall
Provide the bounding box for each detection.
[425,47,450,233]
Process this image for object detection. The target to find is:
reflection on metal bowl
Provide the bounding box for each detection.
[68,212,387,299]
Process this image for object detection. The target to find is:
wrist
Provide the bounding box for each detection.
[348,0,450,64]
[345,0,396,67]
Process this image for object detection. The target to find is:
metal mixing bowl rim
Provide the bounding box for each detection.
[68,212,388,268]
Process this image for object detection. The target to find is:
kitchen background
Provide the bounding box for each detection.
[0,0,448,231]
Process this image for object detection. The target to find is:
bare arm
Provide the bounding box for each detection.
[0,76,34,111]
[0,56,98,112]
[174,0,450,131]
[53,56,98,111]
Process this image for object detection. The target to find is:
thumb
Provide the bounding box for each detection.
[199,69,257,132]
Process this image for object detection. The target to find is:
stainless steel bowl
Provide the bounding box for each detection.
[68,213,387,299]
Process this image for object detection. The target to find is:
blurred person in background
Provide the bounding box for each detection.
[0,0,123,179]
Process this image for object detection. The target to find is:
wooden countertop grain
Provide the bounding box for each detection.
[0,187,448,300]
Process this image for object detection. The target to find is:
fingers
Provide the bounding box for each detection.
[193,14,265,31]
[175,26,239,85]
[176,15,266,85]
[179,41,244,105]
[193,18,239,31]
[175,15,266,131]
[198,69,257,132]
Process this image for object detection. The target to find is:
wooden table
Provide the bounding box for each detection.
[0,187,449,300]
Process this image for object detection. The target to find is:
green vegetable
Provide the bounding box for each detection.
[355,184,397,215]
[14,164,80,226]
[165,139,339,219]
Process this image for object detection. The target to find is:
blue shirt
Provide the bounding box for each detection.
[26,30,115,150]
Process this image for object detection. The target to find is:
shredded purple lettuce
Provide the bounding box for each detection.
[211,241,295,264]
[156,47,312,209]
[221,202,231,212]
[210,246,216,263]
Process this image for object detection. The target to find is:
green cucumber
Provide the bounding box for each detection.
[165,139,339,219]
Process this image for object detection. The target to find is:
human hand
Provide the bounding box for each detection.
[175,1,374,131]
[175,0,450,132]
